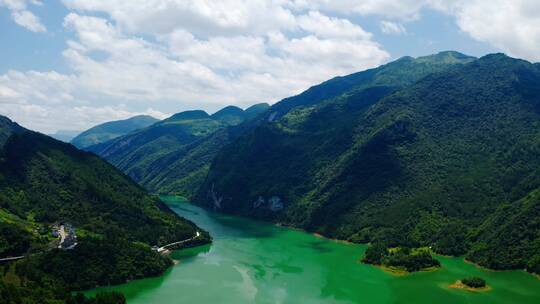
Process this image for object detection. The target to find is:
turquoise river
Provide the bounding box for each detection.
[88,196,540,303]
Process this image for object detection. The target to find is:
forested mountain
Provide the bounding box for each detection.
[261,51,475,121]
[71,115,159,149]
[164,52,468,197]
[192,53,540,273]
[88,103,269,195]
[0,116,210,302]
[78,51,540,275]
[0,115,23,146]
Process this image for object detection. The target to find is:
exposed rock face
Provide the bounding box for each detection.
[209,183,223,210]
[268,112,278,122]
[252,196,284,212]
[268,196,284,211]
[253,196,265,209]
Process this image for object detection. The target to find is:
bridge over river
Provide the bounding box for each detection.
[157,231,201,253]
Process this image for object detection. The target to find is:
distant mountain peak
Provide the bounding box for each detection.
[245,103,270,111]
[476,53,524,64]
[436,50,471,57]
[472,53,534,70]
[71,115,159,149]
[128,114,157,120]
[209,105,245,126]
[167,110,210,121]
[414,51,476,64]
[212,105,244,117]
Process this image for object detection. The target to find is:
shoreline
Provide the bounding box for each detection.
[162,195,540,280]
[448,280,492,292]
[311,232,355,245]
[374,264,440,276]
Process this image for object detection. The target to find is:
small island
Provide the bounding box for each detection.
[362,243,441,275]
[449,277,491,292]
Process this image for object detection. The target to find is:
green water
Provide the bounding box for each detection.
[88,196,540,303]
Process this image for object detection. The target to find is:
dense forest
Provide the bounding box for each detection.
[67,51,540,275]
[71,115,158,149]
[461,277,487,288]
[86,104,269,196]
[1,263,127,304]
[362,245,440,273]
[0,116,210,303]
[190,52,540,274]
[0,131,207,247]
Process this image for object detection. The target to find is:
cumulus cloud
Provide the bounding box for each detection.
[2,0,540,133]
[380,21,407,35]
[62,0,297,36]
[287,0,430,20]
[1,3,390,132]
[291,0,540,61]
[0,0,46,32]
[296,11,372,39]
[441,0,540,61]
[0,102,169,133]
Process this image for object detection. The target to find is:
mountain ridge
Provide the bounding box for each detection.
[0,115,210,302]
[71,115,159,149]
[192,52,540,274]
[87,104,270,195]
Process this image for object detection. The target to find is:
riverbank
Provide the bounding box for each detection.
[84,197,540,304]
[376,265,440,276]
[448,280,492,292]
[178,196,540,280]
[312,232,355,245]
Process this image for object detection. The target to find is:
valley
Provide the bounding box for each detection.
[87,52,540,277]
[87,197,540,304]
[2,1,539,302]
[2,51,540,303]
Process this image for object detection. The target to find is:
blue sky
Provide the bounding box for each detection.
[0,2,495,74]
[0,0,537,133]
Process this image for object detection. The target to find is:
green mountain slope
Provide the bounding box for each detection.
[468,187,540,272]
[0,116,210,302]
[71,115,158,149]
[1,130,202,245]
[194,53,540,273]
[211,106,246,125]
[88,104,269,195]
[158,52,473,197]
[0,115,23,147]
[264,51,475,121]
[98,52,473,198]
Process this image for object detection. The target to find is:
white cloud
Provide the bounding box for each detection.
[11,9,46,32]
[0,5,389,133]
[296,11,372,39]
[380,21,407,35]
[0,70,75,105]
[4,0,539,134]
[0,0,46,32]
[440,0,540,62]
[287,0,431,20]
[62,0,297,37]
[0,102,169,133]
[290,0,540,61]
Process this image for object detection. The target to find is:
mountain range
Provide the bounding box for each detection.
[194,52,540,274]
[71,115,159,149]
[85,51,540,275]
[85,103,269,195]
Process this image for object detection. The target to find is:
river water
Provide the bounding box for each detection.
[88,196,540,303]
